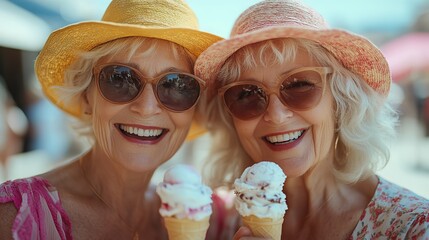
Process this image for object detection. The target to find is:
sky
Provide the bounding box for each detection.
[185,0,427,38]
[82,0,428,38]
[2,0,428,51]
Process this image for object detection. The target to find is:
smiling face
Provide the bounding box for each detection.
[231,49,336,177]
[85,39,196,171]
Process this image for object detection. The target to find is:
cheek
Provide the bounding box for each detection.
[310,98,336,159]
[91,104,116,154]
[233,118,252,142]
[89,93,121,157]
[171,109,195,130]
[313,117,335,154]
[166,110,195,148]
[233,118,261,157]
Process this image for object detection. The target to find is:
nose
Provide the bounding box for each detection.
[263,94,293,123]
[129,84,163,115]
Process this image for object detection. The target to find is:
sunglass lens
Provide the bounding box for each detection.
[157,73,201,111]
[280,70,323,109]
[99,65,142,103]
[224,84,268,120]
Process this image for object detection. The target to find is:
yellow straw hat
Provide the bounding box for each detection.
[195,0,391,99]
[35,0,221,117]
[35,0,222,140]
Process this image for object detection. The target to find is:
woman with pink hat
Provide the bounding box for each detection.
[0,0,223,239]
[195,0,429,239]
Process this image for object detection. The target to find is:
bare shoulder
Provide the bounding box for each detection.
[0,202,17,239]
[38,159,89,213]
[38,159,84,194]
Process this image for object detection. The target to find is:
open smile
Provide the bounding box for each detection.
[116,124,167,142]
[263,129,307,151]
[264,129,305,144]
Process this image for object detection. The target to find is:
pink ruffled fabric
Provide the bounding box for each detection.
[0,177,72,240]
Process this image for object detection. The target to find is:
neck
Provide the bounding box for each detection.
[79,148,155,229]
[283,147,343,221]
[282,150,378,236]
[285,160,337,215]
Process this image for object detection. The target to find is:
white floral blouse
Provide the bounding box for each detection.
[350,177,429,240]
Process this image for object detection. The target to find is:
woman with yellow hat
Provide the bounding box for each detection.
[0,0,222,239]
[195,0,429,239]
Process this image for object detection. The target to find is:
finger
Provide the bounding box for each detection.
[232,226,252,240]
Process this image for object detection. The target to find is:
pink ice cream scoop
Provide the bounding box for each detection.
[156,164,213,221]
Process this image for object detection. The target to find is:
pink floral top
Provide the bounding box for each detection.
[350,177,429,239]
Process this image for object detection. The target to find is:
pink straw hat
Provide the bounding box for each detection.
[195,0,391,98]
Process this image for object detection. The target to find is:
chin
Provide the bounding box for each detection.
[122,158,163,172]
[273,157,314,178]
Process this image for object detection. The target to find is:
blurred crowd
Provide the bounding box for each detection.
[0,77,28,180]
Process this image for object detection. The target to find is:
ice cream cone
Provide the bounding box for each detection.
[163,217,210,240]
[242,215,284,240]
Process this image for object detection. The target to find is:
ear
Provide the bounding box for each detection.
[82,88,93,115]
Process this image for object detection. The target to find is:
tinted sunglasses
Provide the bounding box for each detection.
[218,67,333,120]
[94,64,205,112]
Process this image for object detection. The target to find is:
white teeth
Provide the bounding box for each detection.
[119,125,163,137]
[266,130,304,143]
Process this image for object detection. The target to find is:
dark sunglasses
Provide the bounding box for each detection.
[93,64,205,112]
[218,67,333,120]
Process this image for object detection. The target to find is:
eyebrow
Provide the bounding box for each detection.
[279,67,303,77]
[164,67,190,73]
[123,63,190,74]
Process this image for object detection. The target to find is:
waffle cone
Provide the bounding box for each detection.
[163,217,210,240]
[242,215,284,240]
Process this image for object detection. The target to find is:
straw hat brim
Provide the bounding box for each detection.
[35,21,222,118]
[195,26,390,98]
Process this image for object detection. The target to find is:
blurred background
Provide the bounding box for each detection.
[1,0,428,197]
